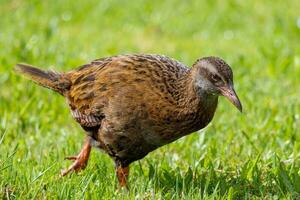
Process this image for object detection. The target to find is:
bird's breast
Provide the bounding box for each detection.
[147,97,218,143]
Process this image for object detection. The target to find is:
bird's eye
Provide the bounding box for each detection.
[211,74,221,83]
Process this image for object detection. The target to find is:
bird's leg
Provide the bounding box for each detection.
[116,164,130,188]
[61,136,92,176]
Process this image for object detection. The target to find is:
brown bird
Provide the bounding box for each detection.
[15,54,242,187]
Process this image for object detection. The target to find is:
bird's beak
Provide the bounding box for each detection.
[220,85,242,112]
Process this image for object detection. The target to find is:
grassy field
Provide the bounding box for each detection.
[1,0,300,199]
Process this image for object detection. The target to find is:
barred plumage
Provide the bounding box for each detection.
[15,53,242,188]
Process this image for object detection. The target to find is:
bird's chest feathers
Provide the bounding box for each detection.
[159,95,218,141]
[186,101,217,131]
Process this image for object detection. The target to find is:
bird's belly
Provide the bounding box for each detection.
[93,114,214,165]
[96,130,158,165]
[92,94,217,164]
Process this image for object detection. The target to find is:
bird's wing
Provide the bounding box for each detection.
[65,54,190,127]
[66,59,112,127]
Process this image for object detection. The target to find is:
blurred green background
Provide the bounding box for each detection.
[1,0,300,199]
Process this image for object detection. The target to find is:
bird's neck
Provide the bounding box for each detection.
[171,70,218,136]
[176,69,218,110]
[164,70,218,138]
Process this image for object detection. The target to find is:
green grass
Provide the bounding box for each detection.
[1,0,300,199]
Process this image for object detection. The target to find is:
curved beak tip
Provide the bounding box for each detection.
[230,96,242,113]
[236,101,243,113]
[221,86,243,113]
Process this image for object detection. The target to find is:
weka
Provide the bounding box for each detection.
[15,54,242,187]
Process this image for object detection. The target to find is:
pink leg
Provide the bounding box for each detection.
[116,165,130,188]
[61,137,92,176]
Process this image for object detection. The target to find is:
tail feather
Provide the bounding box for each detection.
[15,63,71,95]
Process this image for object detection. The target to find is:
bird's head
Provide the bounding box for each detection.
[192,56,242,112]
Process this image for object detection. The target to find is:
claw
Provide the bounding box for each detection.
[61,157,87,176]
[61,137,92,176]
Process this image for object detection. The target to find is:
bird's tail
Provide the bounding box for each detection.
[15,63,71,95]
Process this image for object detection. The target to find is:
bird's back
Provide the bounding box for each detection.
[68,54,189,97]
[65,54,191,118]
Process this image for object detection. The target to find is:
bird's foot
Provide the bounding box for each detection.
[61,154,87,176]
[61,139,91,176]
[116,165,130,189]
